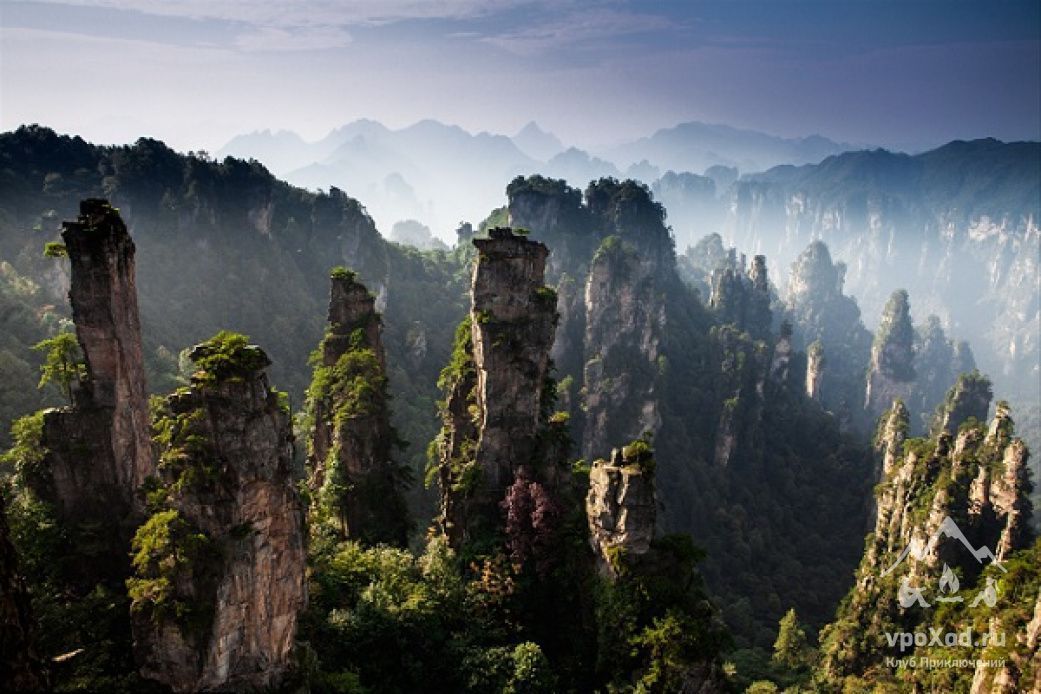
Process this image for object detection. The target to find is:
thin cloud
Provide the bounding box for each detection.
[18,0,540,28]
[479,8,674,55]
[234,26,352,53]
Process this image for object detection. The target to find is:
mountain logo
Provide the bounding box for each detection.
[881,516,1006,577]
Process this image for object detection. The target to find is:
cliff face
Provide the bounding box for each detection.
[785,242,974,435]
[130,334,305,692]
[783,240,872,423]
[0,493,46,691]
[864,289,917,420]
[507,176,595,282]
[709,254,771,339]
[819,373,1035,688]
[503,176,873,648]
[722,140,1040,409]
[471,229,557,491]
[805,340,824,401]
[306,270,409,546]
[582,237,666,460]
[436,227,562,546]
[36,199,153,527]
[863,288,979,433]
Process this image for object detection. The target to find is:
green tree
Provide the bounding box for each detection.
[33,332,84,403]
[42,242,68,258]
[772,608,809,670]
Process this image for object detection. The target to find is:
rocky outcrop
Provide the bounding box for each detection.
[306,269,409,546]
[913,315,976,422]
[866,375,1027,582]
[586,444,655,576]
[471,229,557,491]
[505,177,674,466]
[723,140,1040,409]
[864,289,916,421]
[819,373,1034,684]
[585,441,728,692]
[35,199,153,527]
[507,176,596,281]
[969,586,1041,694]
[784,241,872,423]
[0,492,47,691]
[708,253,772,338]
[863,292,981,433]
[932,369,992,436]
[436,227,562,546]
[130,334,305,692]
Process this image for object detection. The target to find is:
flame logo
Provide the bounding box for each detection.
[935,563,963,603]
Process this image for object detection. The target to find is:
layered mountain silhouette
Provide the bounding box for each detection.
[217,118,856,238]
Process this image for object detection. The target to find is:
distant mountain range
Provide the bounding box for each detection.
[217,118,857,238]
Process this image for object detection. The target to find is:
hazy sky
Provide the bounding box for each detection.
[2,0,1038,153]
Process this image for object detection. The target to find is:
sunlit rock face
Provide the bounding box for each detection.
[818,373,1034,684]
[586,446,655,576]
[132,341,305,693]
[470,228,557,493]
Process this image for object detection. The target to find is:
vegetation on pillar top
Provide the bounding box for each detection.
[329,265,357,283]
[621,436,655,475]
[187,331,271,385]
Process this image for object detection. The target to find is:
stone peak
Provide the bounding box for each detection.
[474,227,549,258]
[62,198,127,239]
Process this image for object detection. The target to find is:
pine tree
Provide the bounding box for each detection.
[772,608,809,670]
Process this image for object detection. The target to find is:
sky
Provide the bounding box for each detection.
[1,0,1039,153]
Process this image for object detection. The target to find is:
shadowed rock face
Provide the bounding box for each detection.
[471,228,556,494]
[307,271,409,546]
[132,341,305,692]
[0,493,47,692]
[865,290,916,420]
[582,240,665,461]
[31,200,154,585]
[436,227,561,546]
[60,198,152,496]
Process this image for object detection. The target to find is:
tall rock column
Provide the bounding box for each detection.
[306,268,409,546]
[435,227,560,546]
[33,199,153,563]
[864,289,916,421]
[471,228,557,493]
[582,237,665,461]
[129,333,305,692]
